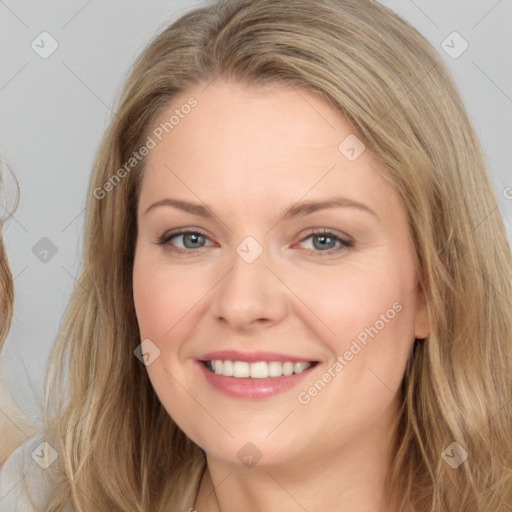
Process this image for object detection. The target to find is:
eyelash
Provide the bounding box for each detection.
[156,228,354,257]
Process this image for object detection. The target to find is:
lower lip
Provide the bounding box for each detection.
[197,361,315,399]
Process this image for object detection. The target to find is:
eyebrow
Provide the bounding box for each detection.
[144,196,378,219]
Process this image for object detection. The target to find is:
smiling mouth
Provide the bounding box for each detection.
[203,360,318,378]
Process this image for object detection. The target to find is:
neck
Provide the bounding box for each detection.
[193,417,402,512]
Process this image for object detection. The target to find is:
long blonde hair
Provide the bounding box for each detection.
[43,0,512,510]
[0,158,16,348]
[0,160,36,465]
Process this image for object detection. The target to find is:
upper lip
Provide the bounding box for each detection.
[199,350,318,363]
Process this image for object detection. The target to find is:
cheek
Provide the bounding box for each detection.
[287,264,417,439]
[291,259,417,382]
[132,252,209,339]
[296,260,412,335]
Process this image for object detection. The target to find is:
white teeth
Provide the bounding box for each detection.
[268,361,283,377]
[294,362,310,374]
[233,361,250,378]
[223,360,234,377]
[282,362,294,376]
[207,360,312,378]
[250,362,268,379]
[214,360,223,374]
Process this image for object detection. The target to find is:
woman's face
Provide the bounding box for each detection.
[133,79,429,468]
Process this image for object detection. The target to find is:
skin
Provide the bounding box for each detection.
[133,79,429,512]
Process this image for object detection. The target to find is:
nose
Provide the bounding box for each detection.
[209,242,290,332]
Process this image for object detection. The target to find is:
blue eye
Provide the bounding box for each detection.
[157,230,212,252]
[156,229,353,256]
[297,230,353,256]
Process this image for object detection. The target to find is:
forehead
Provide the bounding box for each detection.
[138,79,400,222]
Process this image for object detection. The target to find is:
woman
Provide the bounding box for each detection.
[3,0,512,510]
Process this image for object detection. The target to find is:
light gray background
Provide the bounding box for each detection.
[1,0,511,426]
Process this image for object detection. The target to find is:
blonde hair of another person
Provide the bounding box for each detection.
[0,161,36,466]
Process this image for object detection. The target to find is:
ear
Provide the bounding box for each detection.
[414,286,429,340]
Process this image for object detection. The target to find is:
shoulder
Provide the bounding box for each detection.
[0,433,73,511]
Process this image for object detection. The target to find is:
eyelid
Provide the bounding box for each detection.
[294,228,354,256]
[298,227,353,243]
[156,227,354,256]
[156,227,213,247]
